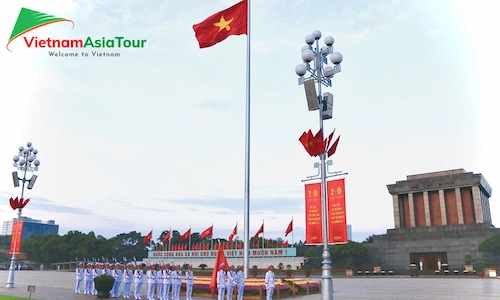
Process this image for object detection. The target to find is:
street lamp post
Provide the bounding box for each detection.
[6,141,40,288]
[295,30,342,300]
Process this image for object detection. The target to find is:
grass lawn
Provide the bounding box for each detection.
[0,296,29,300]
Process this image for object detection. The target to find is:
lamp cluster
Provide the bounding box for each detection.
[12,142,40,190]
[13,142,40,172]
[295,30,343,86]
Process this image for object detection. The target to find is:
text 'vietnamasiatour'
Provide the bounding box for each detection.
[23,36,147,49]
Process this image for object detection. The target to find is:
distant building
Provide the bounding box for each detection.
[365,169,498,271]
[347,224,352,241]
[2,216,59,240]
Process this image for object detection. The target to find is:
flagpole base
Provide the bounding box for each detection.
[5,253,16,288]
[320,249,333,300]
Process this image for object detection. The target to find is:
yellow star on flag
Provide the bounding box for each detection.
[213,15,234,32]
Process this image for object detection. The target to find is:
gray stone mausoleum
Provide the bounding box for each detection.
[365,169,498,271]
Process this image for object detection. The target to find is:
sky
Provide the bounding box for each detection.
[0,0,499,244]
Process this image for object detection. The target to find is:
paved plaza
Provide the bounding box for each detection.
[0,270,500,300]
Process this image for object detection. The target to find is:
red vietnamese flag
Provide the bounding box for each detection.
[143,230,153,244]
[193,0,247,48]
[327,135,341,157]
[9,197,30,210]
[228,224,237,241]
[209,244,229,294]
[179,228,191,241]
[312,128,324,156]
[324,129,335,152]
[200,225,213,239]
[299,128,324,157]
[253,223,264,239]
[285,220,293,237]
[299,130,314,156]
[161,231,171,244]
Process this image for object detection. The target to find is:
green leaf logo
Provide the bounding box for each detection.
[7,7,74,52]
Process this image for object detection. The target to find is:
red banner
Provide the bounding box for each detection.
[305,182,322,244]
[327,179,348,244]
[9,221,23,254]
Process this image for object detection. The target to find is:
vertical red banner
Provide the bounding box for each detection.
[9,221,23,254]
[327,179,348,244]
[305,182,323,244]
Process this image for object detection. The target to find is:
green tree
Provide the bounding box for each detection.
[345,257,356,270]
[478,234,500,266]
[362,235,374,243]
[109,231,146,261]
[0,235,13,249]
[329,241,369,268]
[304,245,321,258]
[21,231,148,266]
[294,241,306,256]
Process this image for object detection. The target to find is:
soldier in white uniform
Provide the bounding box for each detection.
[123,263,134,299]
[112,262,123,298]
[146,264,157,300]
[185,264,194,300]
[265,264,275,300]
[75,262,84,294]
[84,262,94,295]
[162,263,172,300]
[226,265,237,300]
[217,263,227,300]
[171,264,182,300]
[104,262,112,276]
[93,263,103,295]
[156,264,164,300]
[134,263,144,300]
[236,265,245,300]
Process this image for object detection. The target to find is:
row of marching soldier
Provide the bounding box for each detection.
[215,263,275,300]
[75,261,194,300]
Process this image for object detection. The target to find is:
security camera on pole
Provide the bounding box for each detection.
[6,141,40,288]
[295,30,343,300]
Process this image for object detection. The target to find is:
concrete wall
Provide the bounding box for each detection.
[364,224,500,271]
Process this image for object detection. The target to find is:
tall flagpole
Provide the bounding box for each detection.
[210,224,214,250]
[188,226,191,251]
[243,0,251,280]
[261,220,264,249]
[234,221,238,249]
[168,227,171,251]
[291,217,294,246]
